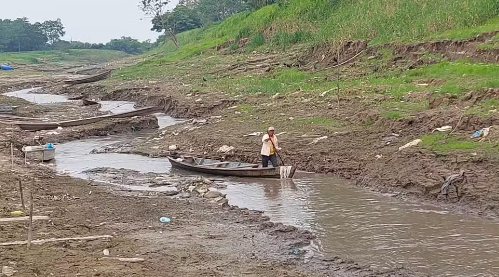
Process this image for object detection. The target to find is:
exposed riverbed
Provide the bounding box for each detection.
[5,88,499,277]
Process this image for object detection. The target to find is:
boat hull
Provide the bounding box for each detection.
[22,146,55,161]
[168,156,295,179]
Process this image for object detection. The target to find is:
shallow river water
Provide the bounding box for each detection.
[5,89,499,277]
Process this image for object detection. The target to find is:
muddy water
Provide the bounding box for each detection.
[223,176,499,276]
[4,88,69,103]
[6,89,499,276]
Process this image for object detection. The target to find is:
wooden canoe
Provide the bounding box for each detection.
[14,106,163,131]
[168,156,296,179]
[64,70,112,85]
[82,99,99,106]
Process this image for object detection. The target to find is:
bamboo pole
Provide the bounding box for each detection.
[18,179,25,211]
[27,184,34,249]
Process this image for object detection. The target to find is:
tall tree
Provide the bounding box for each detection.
[42,19,66,44]
[140,0,179,47]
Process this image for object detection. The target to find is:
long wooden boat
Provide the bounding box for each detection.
[14,106,163,131]
[64,70,112,85]
[82,99,99,106]
[168,155,296,179]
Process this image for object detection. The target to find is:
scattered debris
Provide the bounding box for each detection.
[0,235,113,246]
[375,154,383,159]
[433,126,452,132]
[160,217,171,223]
[382,133,399,145]
[1,266,15,276]
[471,127,491,140]
[10,211,24,217]
[309,136,328,145]
[440,170,466,198]
[0,216,49,223]
[168,145,178,151]
[243,132,262,137]
[101,257,145,263]
[103,249,110,256]
[217,145,234,153]
[398,139,422,151]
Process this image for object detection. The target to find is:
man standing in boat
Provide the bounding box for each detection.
[261,127,281,167]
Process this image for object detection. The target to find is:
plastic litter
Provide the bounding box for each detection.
[471,127,490,139]
[0,64,14,70]
[160,217,171,223]
[10,211,24,216]
[103,249,110,256]
[289,249,302,255]
[1,266,15,276]
[217,145,234,153]
[433,126,452,132]
[46,143,54,149]
[309,136,328,145]
[398,139,422,151]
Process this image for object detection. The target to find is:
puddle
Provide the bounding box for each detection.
[4,88,68,104]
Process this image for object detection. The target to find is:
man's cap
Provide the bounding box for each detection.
[268,126,275,131]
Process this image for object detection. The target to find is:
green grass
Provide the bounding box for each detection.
[466,98,499,116]
[0,49,129,65]
[432,16,499,40]
[295,117,341,130]
[421,133,498,152]
[129,0,499,66]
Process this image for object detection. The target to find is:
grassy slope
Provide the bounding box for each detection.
[0,49,129,65]
[116,0,499,154]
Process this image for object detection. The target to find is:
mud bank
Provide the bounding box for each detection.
[0,161,423,277]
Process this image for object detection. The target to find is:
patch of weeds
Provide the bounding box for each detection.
[296,117,340,129]
[383,111,402,120]
[238,104,254,113]
[466,98,499,116]
[420,133,498,153]
[246,33,265,50]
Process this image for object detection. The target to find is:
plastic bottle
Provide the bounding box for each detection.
[160,217,171,223]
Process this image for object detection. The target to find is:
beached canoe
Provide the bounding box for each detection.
[13,106,163,131]
[64,70,112,85]
[167,155,296,179]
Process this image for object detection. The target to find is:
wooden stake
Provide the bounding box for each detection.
[18,179,25,211]
[27,188,33,249]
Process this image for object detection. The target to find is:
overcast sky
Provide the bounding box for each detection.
[0,0,180,43]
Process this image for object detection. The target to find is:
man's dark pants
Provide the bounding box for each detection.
[262,154,278,167]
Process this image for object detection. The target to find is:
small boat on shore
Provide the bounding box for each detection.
[12,106,163,131]
[82,99,99,106]
[0,105,18,114]
[22,145,55,162]
[64,70,112,85]
[168,155,296,179]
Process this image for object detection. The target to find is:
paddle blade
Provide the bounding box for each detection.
[280,166,293,179]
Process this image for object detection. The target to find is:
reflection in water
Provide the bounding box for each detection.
[225,174,499,277]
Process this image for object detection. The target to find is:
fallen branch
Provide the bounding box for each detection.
[0,216,49,223]
[101,257,145,263]
[331,50,365,69]
[0,235,113,246]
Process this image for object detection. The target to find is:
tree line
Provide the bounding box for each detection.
[0,18,151,54]
[141,0,276,45]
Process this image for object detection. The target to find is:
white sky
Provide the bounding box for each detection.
[0,0,180,43]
